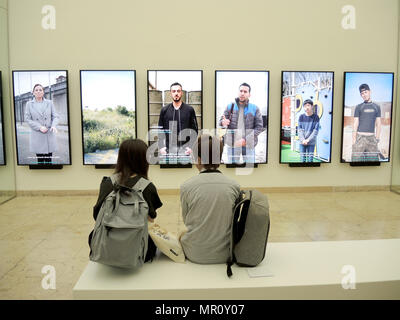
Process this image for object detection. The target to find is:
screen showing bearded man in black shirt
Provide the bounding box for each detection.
[158,82,198,163]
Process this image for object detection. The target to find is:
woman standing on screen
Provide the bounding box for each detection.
[24,84,59,164]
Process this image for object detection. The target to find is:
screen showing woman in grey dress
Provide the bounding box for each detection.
[13,70,71,166]
[24,84,59,164]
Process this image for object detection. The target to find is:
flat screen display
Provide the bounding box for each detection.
[12,70,71,166]
[341,72,394,163]
[280,71,334,164]
[80,70,136,165]
[215,70,269,164]
[0,72,5,166]
[147,70,202,165]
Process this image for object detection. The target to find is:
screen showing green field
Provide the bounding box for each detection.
[80,70,136,165]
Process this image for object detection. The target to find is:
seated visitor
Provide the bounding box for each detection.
[88,138,163,262]
[180,134,241,264]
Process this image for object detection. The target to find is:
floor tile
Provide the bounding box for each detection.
[0,191,399,299]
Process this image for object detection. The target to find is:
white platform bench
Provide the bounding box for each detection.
[73,239,400,300]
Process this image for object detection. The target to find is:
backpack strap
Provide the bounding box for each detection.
[132,177,151,192]
[228,102,235,121]
[226,260,234,278]
[226,190,246,277]
[109,174,119,186]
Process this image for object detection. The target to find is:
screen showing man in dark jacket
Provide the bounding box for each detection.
[158,82,198,163]
[219,83,264,164]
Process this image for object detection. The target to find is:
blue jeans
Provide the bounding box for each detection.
[227,146,255,164]
[299,144,315,162]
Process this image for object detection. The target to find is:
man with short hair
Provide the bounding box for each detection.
[298,99,320,162]
[158,82,198,162]
[180,134,240,264]
[351,84,381,162]
[219,83,264,164]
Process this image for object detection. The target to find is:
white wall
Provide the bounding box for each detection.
[5,0,399,191]
[0,0,17,195]
[391,0,400,190]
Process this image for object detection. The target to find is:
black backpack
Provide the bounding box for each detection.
[226,190,270,277]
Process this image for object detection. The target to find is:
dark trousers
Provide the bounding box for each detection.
[299,144,315,162]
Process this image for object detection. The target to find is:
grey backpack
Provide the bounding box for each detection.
[226,189,270,277]
[89,175,151,269]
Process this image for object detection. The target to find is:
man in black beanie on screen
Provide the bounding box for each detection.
[351,83,381,162]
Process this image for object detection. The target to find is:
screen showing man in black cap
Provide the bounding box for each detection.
[298,99,320,162]
[351,84,381,162]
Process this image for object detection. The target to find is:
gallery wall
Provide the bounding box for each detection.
[4,0,399,191]
[391,1,400,193]
[0,0,16,198]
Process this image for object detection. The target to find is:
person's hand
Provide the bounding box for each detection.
[234,138,246,147]
[221,115,230,127]
[159,147,167,155]
[185,147,192,155]
[303,139,309,145]
[50,127,58,133]
[39,126,48,133]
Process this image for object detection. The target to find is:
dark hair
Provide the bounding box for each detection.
[170,82,182,90]
[32,84,44,92]
[359,83,370,92]
[114,139,149,185]
[303,99,313,106]
[195,134,223,170]
[239,83,251,93]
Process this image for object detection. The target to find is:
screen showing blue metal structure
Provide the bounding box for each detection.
[280,71,334,164]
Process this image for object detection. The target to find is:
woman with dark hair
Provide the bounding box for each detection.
[24,83,59,164]
[88,139,163,262]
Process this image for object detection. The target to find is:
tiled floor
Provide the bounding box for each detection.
[0,190,399,299]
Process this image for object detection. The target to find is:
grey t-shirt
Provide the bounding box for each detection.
[180,170,241,264]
